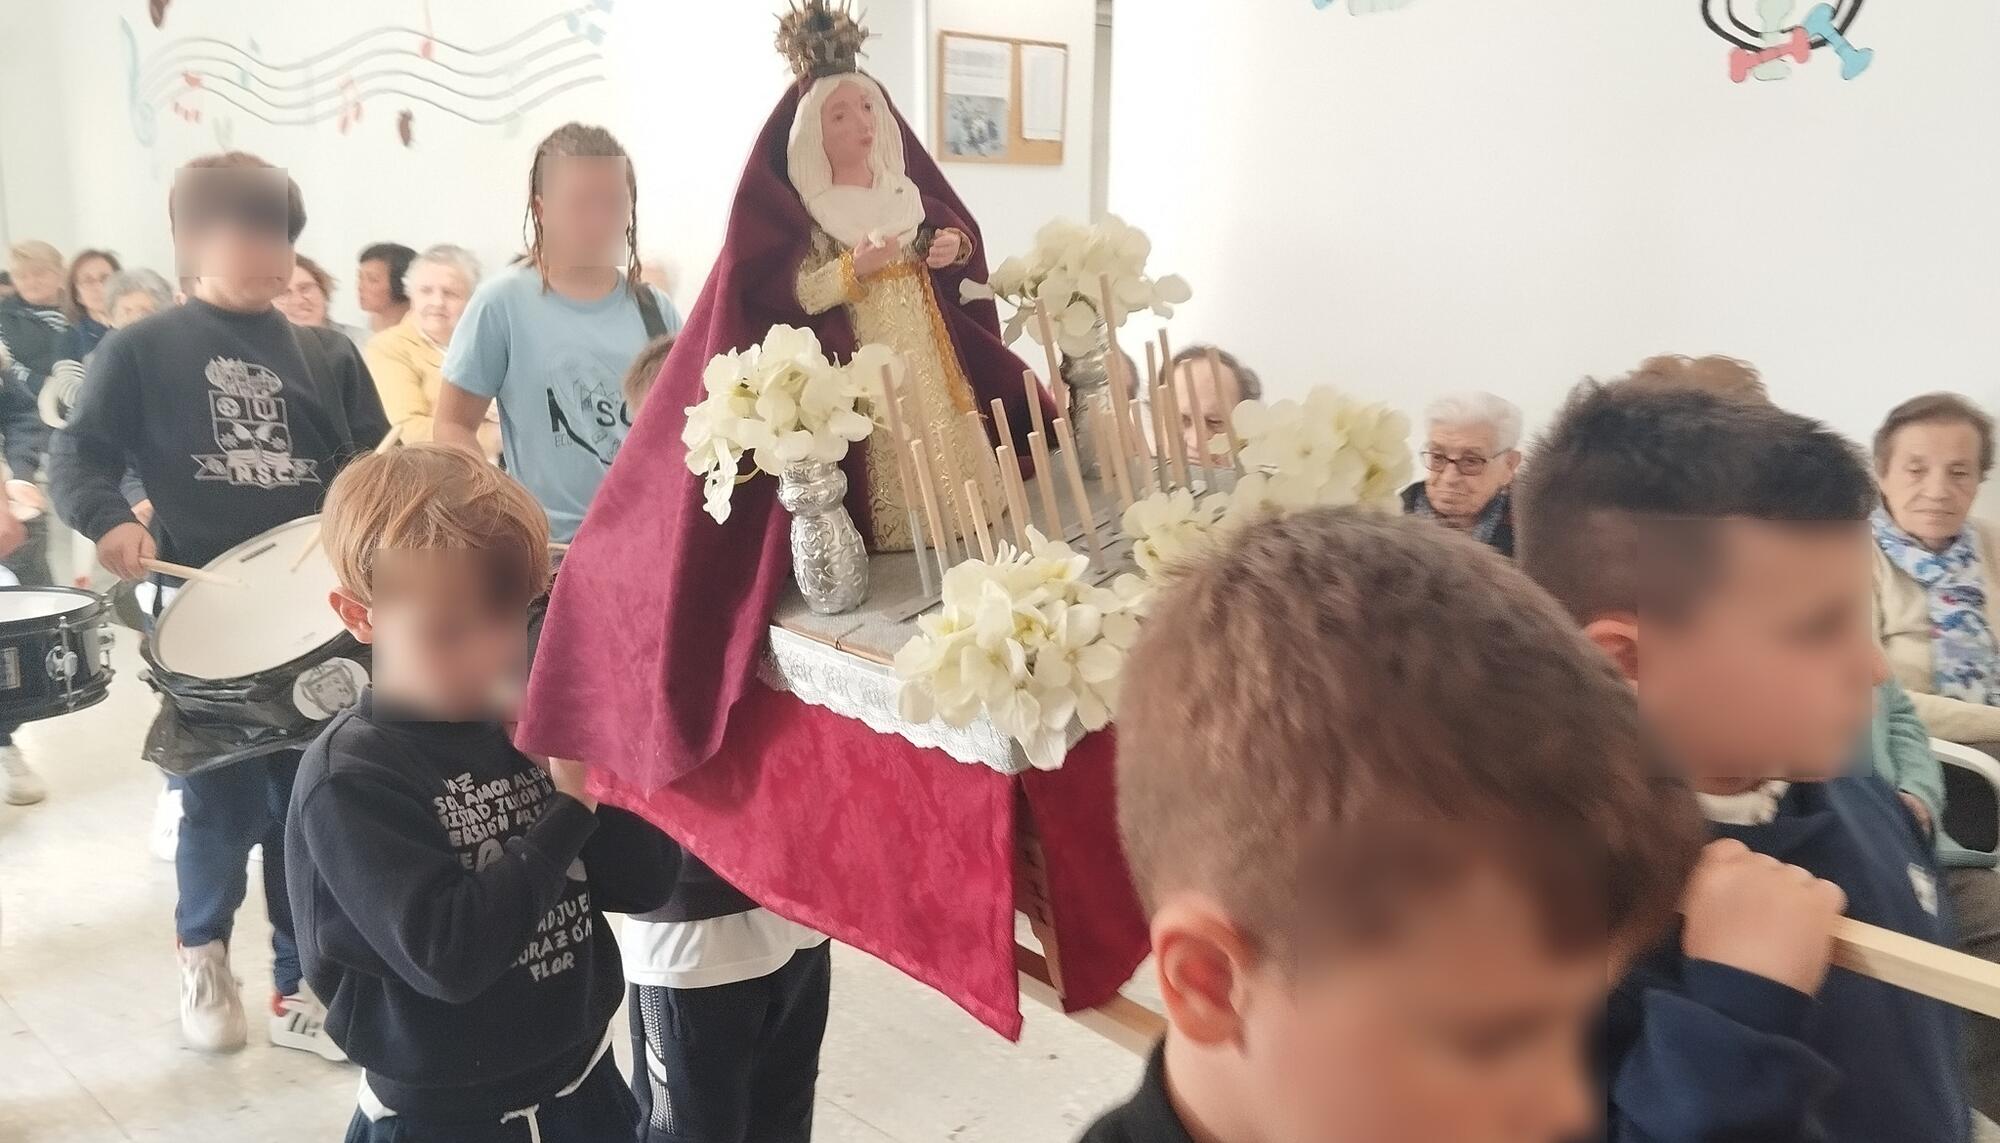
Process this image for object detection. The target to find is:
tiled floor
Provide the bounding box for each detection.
[0,638,1145,1142]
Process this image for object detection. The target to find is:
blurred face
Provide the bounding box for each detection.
[181,221,292,311]
[408,261,472,345]
[1880,420,1982,550]
[357,257,395,315]
[534,156,633,270]
[1172,357,1244,463]
[73,256,116,317]
[820,81,879,174]
[1192,871,1610,1143]
[108,291,161,329]
[274,264,329,326]
[1633,520,1884,785]
[8,258,63,307]
[335,555,529,720]
[1423,424,1520,523]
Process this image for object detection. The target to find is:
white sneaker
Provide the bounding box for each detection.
[270,986,346,1062]
[0,745,46,805]
[150,784,182,862]
[177,940,247,1052]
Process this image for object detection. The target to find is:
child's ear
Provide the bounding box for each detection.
[329,588,375,644]
[1582,614,1640,685]
[1151,898,1255,1048]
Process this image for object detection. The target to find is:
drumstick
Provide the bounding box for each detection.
[1034,303,1068,413]
[1210,346,1246,473]
[548,541,570,553]
[1027,430,1063,538]
[1834,917,2000,1020]
[996,444,1031,548]
[1052,417,1103,563]
[965,480,996,563]
[288,424,410,573]
[140,558,245,588]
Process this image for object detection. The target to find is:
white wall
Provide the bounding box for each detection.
[1,0,922,324]
[1107,0,2000,449]
[928,0,1099,272]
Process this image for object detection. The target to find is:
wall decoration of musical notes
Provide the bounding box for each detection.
[1703,0,1875,83]
[122,0,615,148]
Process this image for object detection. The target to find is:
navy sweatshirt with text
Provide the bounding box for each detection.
[285,690,679,1120]
[1599,774,1968,1143]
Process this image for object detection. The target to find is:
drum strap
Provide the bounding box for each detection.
[288,325,339,419]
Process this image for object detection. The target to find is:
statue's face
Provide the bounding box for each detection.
[819,80,878,171]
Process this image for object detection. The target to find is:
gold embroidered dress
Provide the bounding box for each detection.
[794,232,986,551]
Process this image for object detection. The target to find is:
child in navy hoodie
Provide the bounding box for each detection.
[285,445,679,1142]
[1515,379,1970,1142]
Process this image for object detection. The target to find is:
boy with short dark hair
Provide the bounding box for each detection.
[1516,382,1971,1141]
[52,151,387,1058]
[1081,508,1708,1143]
[287,445,680,1142]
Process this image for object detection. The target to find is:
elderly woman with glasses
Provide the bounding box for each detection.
[1402,391,1524,556]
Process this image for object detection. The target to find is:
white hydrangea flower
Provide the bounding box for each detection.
[893,529,1147,771]
[1120,488,1232,580]
[681,325,884,523]
[958,213,1192,356]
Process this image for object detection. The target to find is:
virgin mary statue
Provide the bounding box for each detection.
[515,1,1048,791]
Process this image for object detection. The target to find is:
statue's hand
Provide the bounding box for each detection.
[925,230,963,269]
[852,235,898,278]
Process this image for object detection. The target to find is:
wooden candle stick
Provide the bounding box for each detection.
[1150,384,1176,492]
[996,444,1032,548]
[1053,417,1104,563]
[1027,430,1063,537]
[1159,361,1192,489]
[965,480,997,562]
[1210,346,1246,473]
[1093,404,1135,510]
[965,410,1007,519]
[879,363,940,572]
[909,440,952,576]
[991,397,1021,472]
[898,392,959,562]
[1179,342,1214,482]
[1020,370,1047,444]
[1034,303,1068,413]
[1095,276,1144,494]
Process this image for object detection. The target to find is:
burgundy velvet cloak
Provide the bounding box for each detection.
[516,81,1049,788]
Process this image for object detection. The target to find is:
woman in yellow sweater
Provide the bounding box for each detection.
[362,244,500,460]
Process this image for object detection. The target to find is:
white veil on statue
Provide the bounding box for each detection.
[787,72,926,249]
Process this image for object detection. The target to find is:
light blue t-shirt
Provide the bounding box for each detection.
[443,265,682,540]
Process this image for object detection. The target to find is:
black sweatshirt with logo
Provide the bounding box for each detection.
[286,690,680,1120]
[51,299,387,566]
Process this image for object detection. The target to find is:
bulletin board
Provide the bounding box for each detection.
[935,31,1068,167]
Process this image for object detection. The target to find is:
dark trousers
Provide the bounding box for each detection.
[1947,866,2000,1120]
[176,750,301,995]
[629,942,831,1143]
[342,1053,638,1143]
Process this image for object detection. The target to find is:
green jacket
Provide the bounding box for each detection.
[1871,678,1997,869]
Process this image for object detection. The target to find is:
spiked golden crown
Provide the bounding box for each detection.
[776,0,870,84]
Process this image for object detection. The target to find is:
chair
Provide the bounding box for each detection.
[1932,738,2000,855]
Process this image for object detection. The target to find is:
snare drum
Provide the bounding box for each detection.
[0,588,115,723]
[141,517,370,777]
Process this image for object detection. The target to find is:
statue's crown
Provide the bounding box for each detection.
[776,0,869,84]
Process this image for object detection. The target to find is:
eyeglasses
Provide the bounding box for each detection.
[1421,450,1492,476]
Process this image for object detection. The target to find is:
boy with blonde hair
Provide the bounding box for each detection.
[286,445,679,1142]
[1083,508,1707,1142]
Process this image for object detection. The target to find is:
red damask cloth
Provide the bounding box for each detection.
[588,683,1149,1039]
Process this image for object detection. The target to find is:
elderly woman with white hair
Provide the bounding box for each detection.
[1401,391,1525,556]
[363,244,499,458]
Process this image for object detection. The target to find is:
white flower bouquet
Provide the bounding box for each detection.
[682,326,894,524]
[1120,386,1414,583]
[894,530,1148,771]
[960,214,1192,358]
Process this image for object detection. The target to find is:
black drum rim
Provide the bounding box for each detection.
[0,586,109,638]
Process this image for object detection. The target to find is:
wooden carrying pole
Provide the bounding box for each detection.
[1835,918,2000,1020]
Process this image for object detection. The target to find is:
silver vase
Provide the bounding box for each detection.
[778,460,869,616]
[1060,321,1115,482]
